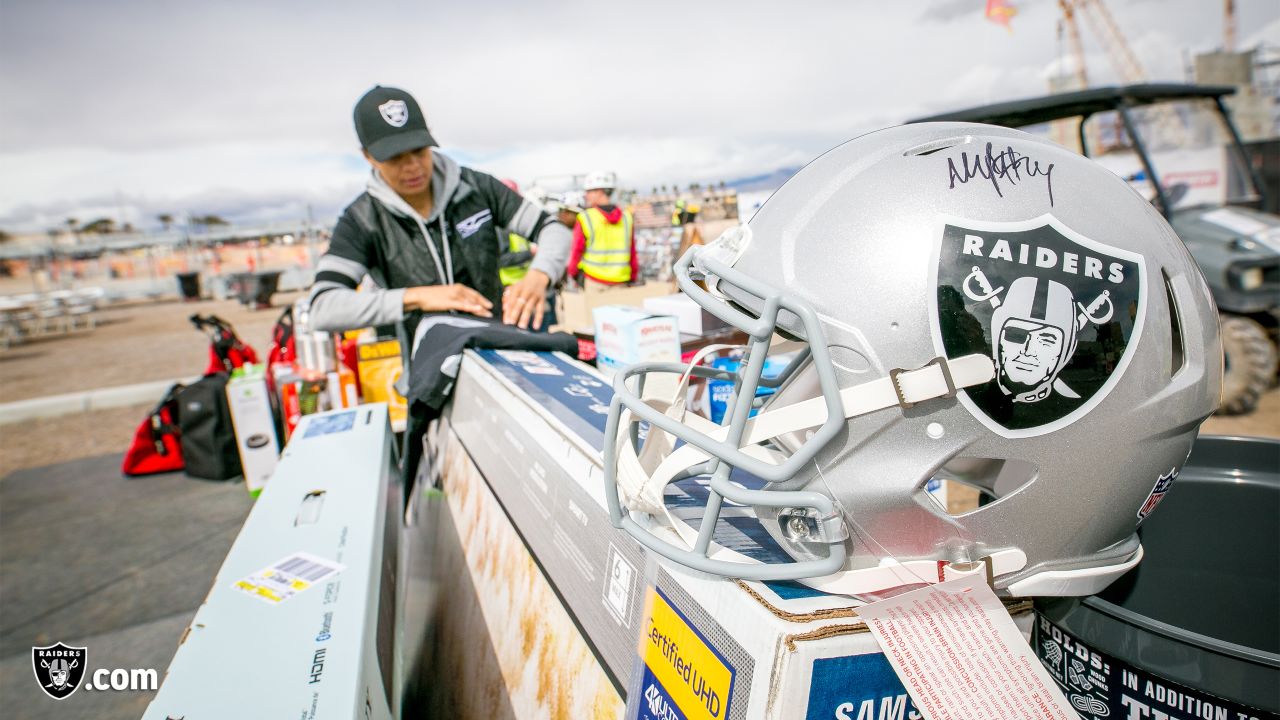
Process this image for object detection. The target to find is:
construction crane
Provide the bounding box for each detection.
[1056,0,1089,91]
[1056,0,1147,87]
[1054,0,1189,152]
[1224,0,1236,53]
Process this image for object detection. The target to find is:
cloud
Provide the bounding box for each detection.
[1,0,1274,233]
[1241,15,1280,48]
[0,142,365,231]
[469,136,815,193]
[919,0,987,24]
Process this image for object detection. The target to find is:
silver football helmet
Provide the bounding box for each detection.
[603,122,1221,597]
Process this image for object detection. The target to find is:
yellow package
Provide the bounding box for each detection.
[357,338,408,430]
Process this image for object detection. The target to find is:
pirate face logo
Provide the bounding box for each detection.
[32,643,87,699]
[933,215,1145,437]
[998,317,1065,390]
[378,99,408,127]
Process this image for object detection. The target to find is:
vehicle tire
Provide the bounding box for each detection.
[1218,314,1277,415]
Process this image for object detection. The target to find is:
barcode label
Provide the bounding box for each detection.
[275,554,339,582]
[233,552,345,605]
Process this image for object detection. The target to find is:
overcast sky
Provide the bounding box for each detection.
[1,0,1277,232]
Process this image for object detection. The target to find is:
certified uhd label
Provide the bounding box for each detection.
[637,587,736,720]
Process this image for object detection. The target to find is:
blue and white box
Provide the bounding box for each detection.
[592,305,682,377]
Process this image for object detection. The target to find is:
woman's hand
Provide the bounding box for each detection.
[403,284,493,317]
[503,270,551,329]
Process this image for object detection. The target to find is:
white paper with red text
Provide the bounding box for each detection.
[859,574,1076,720]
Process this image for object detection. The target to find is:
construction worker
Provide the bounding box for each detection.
[566,171,638,288]
[493,178,562,330]
[672,198,700,226]
[497,178,535,288]
[555,195,582,229]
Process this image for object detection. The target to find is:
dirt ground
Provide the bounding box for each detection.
[0,292,301,478]
[1201,387,1280,438]
[0,291,1275,478]
[0,290,305,402]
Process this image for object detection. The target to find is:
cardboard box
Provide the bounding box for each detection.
[592,305,681,377]
[441,350,649,689]
[556,280,677,332]
[419,415,626,718]
[225,364,280,496]
[438,350,1034,719]
[642,292,728,336]
[357,338,408,432]
[143,405,400,720]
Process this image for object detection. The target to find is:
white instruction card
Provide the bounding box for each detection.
[859,574,1076,720]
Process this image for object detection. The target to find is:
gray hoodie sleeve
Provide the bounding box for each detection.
[308,284,405,332]
[527,220,571,284]
[306,217,406,332]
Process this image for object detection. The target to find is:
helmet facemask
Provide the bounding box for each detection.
[602,225,1014,595]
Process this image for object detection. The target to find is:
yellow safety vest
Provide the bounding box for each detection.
[577,207,633,283]
[499,232,531,286]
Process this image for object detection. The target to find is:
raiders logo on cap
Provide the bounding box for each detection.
[378,99,408,128]
[931,214,1147,437]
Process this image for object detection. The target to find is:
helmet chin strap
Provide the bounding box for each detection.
[612,351,1037,596]
[801,546,1030,597]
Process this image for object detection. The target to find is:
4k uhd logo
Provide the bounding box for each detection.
[32,642,87,699]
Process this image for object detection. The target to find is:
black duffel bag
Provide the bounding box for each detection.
[177,373,242,480]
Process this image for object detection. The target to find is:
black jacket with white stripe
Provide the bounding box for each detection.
[308,152,569,334]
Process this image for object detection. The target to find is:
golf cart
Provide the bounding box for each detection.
[912,84,1280,414]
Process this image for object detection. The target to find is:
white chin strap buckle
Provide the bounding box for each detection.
[938,555,996,586]
[889,356,958,409]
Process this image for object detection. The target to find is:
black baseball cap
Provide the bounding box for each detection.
[353,86,437,161]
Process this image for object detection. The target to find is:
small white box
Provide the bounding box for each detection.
[592,305,681,376]
[225,365,280,496]
[643,292,728,336]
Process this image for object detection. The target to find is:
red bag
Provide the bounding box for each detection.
[190,314,259,374]
[121,383,186,476]
[266,304,296,368]
[338,336,362,397]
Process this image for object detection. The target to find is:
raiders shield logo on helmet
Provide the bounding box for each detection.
[32,642,87,700]
[932,215,1146,437]
[378,99,408,127]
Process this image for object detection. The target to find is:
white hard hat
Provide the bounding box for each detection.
[583,170,617,192]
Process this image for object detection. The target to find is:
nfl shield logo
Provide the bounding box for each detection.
[1137,467,1178,522]
[931,214,1147,437]
[32,642,87,699]
[378,99,408,127]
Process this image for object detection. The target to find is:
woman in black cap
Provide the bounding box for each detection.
[308,85,571,335]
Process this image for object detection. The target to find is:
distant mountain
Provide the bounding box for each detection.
[724,166,801,193]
